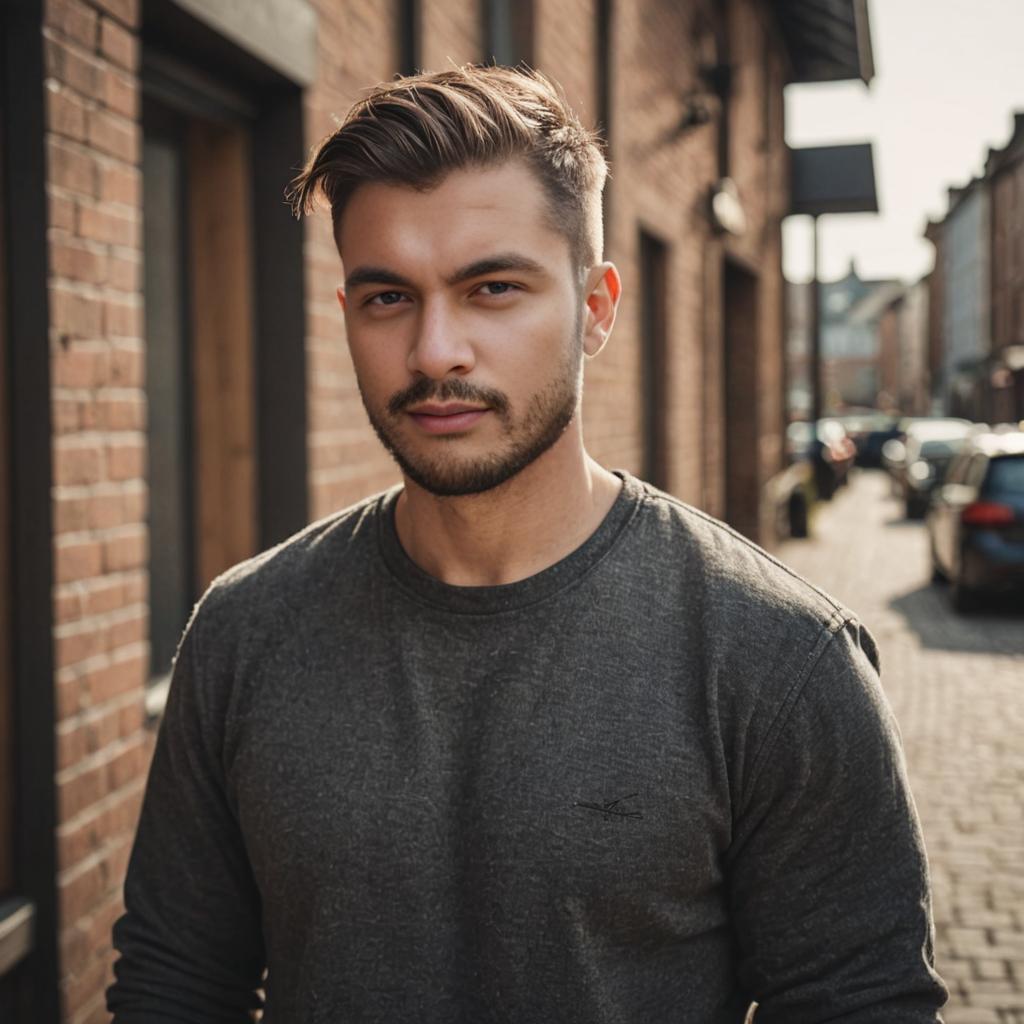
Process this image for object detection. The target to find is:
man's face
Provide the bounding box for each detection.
[337,161,594,497]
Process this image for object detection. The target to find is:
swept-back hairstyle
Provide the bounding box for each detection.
[288,65,608,271]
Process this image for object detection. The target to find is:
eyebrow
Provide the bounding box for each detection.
[343,252,548,292]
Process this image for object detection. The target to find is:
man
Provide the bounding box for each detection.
[109,66,946,1022]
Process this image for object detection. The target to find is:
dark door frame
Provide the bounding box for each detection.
[1,0,60,1020]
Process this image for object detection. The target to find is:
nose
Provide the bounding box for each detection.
[407,297,476,379]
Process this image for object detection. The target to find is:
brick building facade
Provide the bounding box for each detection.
[0,1,869,1020]
[987,112,1024,423]
[924,110,1024,423]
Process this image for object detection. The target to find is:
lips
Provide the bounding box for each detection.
[406,403,489,435]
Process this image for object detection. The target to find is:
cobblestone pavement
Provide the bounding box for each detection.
[777,469,1024,1023]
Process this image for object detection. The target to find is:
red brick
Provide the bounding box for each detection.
[54,397,82,434]
[44,35,103,98]
[48,138,97,198]
[117,699,144,738]
[58,760,107,825]
[107,608,145,649]
[53,345,110,389]
[105,440,144,481]
[103,68,137,119]
[54,441,103,487]
[103,527,146,571]
[106,739,146,790]
[76,200,138,247]
[62,955,113,1024]
[84,654,144,704]
[75,989,115,1024]
[54,492,91,533]
[55,587,85,625]
[60,920,91,979]
[50,189,76,231]
[121,570,146,603]
[93,0,139,28]
[82,577,125,616]
[87,706,123,753]
[85,492,121,530]
[99,17,137,71]
[56,623,105,669]
[109,345,143,386]
[46,82,88,141]
[86,892,125,952]
[107,252,140,291]
[52,285,104,337]
[104,298,142,338]
[58,673,84,720]
[78,398,100,430]
[58,721,90,772]
[51,239,109,285]
[45,0,99,50]
[96,395,144,430]
[99,161,140,206]
[105,838,132,888]
[59,858,107,931]
[86,107,138,163]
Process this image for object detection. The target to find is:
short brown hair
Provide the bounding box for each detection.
[288,65,607,271]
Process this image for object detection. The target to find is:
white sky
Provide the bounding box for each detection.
[781,0,1024,284]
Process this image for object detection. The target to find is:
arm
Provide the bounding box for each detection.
[728,619,947,1022]
[107,603,265,1023]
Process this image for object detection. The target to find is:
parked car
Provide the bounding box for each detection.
[835,411,899,467]
[926,428,1024,611]
[859,417,902,468]
[881,417,972,499]
[903,433,975,518]
[893,419,975,517]
[786,419,856,500]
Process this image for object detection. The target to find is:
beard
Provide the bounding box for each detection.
[359,323,584,498]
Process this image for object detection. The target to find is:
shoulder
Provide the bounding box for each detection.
[628,478,859,645]
[189,487,393,647]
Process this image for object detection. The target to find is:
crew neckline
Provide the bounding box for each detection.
[376,470,645,615]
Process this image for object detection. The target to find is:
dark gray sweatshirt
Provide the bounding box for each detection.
[108,473,947,1022]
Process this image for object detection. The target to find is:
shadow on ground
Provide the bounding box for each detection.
[889,583,1024,654]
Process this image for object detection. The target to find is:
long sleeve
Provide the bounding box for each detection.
[107,604,265,1023]
[727,619,948,1022]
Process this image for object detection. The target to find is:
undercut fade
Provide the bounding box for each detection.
[287,65,608,272]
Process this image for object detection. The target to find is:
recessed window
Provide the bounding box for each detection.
[483,0,534,66]
[142,67,260,688]
[639,230,669,490]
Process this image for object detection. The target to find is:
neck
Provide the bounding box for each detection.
[393,424,622,587]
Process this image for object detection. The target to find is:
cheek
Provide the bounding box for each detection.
[473,295,576,372]
[346,326,406,394]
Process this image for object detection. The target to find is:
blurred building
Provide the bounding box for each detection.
[897,278,931,415]
[786,263,899,416]
[942,177,991,419]
[875,279,930,418]
[986,112,1024,424]
[0,0,872,1020]
[924,111,1024,424]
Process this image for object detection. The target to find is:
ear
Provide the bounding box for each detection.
[336,285,347,313]
[582,263,621,358]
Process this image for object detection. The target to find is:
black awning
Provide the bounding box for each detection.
[776,0,874,84]
[789,143,878,216]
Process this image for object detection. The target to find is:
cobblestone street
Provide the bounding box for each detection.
[777,469,1024,1023]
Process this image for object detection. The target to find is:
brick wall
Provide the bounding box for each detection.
[303,0,404,520]
[35,0,794,1019]
[44,0,147,1021]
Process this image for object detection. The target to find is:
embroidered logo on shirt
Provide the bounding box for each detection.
[574,793,643,820]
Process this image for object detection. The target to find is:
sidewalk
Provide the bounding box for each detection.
[777,470,1024,1023]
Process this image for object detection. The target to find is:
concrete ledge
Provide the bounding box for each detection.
[170,0,316,86]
